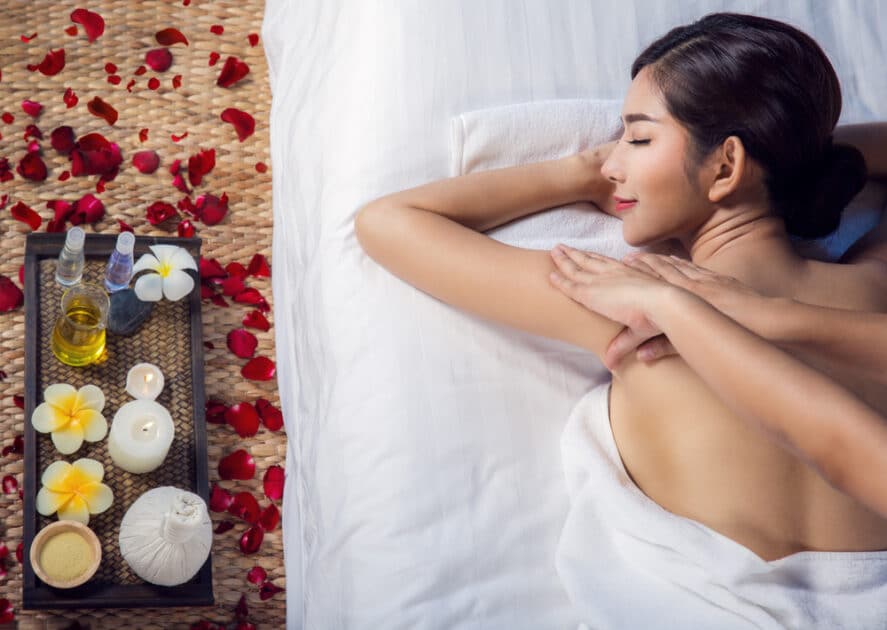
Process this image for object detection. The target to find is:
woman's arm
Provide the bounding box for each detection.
[548,247,887,519]
[354,150,625,362]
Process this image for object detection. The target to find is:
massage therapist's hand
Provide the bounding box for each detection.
[548,244,671,370]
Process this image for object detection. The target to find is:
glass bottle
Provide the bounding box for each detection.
[55,227,86,287]
[103,231,136,293]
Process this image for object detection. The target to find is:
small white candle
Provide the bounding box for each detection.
[108,400,175,474]
[126,363,164,400]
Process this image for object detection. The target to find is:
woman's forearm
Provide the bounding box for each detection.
[653,289,887,517]
[834,122,887,179]
[361,155,607,232]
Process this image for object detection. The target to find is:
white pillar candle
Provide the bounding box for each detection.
[126,363,164,401]
[108,400,175,474]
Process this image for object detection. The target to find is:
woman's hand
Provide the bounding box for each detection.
[573,141,617,212]
[548,244,672,369]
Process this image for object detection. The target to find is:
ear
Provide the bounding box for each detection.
[706,135,749,203]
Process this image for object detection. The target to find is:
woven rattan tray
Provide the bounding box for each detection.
[22,233,212,609]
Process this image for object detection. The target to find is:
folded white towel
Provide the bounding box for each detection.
[451,99,885,261]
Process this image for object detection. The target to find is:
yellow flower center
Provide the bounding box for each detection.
[158,260,172,278]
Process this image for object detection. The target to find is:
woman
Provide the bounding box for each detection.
[355,12,887,626]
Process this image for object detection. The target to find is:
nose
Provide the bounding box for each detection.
[600,143,625,184]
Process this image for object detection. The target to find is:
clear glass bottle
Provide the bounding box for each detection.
[55,227,86,287]
[103,231,136,293]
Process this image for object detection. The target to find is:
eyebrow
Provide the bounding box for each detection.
[622,113,660,124]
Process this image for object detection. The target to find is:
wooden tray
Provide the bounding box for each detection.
[22,233,213,609]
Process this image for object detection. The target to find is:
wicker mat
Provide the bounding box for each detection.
[1,1,285,628]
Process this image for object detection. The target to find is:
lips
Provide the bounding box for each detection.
[613,196,637,212]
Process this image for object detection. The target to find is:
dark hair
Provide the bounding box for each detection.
[631,13,867,238]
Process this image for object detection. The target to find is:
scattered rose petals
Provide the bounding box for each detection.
[15,543,22,563]
[233,287,268,310]
[27,49,65,76]
[259,581,284,600]
[221,276,245,297]
[1,113,12,124]
[239,525,264,554]
[227,329,258,359]
[25,125,42,142]
[225,401,260,437]
[21,32,38,43]
[104,62,117,74]
[0,598,13,624]
[210,25,224,35]
[228,491,260,524]
[263,465,284,501]
[2,475,18,495]
[87,96,118,125]
[243,310,270,332]
[132,150,160,174]
[118,218,133,233]
[0,159,12,183]
[13,395,24,409]
[139,128,149,142]
[247,254,271,277]
[2,435,24,456]
[107,75,121,85]
[146,201,178,225]
[21,100,43,118]
[146,48,173,72]
[172,173,190,194]
[195,192,228,225]
[51,126,75,154]
[188,148,216,187]
[71,132,122,178]
[126,79,136,92]
[70,8,105,42]
[220,108,255,142]
[217,56,250,88]
[235,594,249,619]
[70,193,105,225]
[214,520,235,534]
[0,276,24,312]
[58,171,71,181]
[134,65,147,76]
[247,566,266,585]
[16,153,48,182]
[148,77,160,90]
[209,484,233,512]
[208,52,220,66]
[256,399,283,431]
[177,219,195,237]
[255,162,267,173]
[219,449,256,480]
[200,258,227,280]
[171,131,189,142]
[258,504,279,531]
[226,262,247,279]
[206,399,228,424]
[10,201,42,230]
[65,25,78,36]
[172,75,182,89]
[63,87,78,108]
[204,341,215,349]
[210,294,229,308]
[248,33,260,47]
[156,28,189,46]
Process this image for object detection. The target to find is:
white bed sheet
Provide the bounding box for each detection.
[261,2,887,628]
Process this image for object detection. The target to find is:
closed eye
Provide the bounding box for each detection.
[627,139,650,145]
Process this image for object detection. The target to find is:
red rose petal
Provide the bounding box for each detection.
[156,28,189,46]
[177,219,195,237]
[214,520,235,534]
[21,100,43,118]
[211,294,229,308]
[51,126,75,154]
[258,503,280,531]
[13,395,24,409]
[2,475,18,495]
[10,201,42,230]
[132,150,159,174]
[200,257,227,280]
[255,162,267,173]
[195,192,228,225]
[228,491,260,524]
[221,276,245,297]
[209,484,233,512]
[1,113,13,124]
[256,399,283,432]
[263,465,285,501]
[104,62,117,74]
[0,543,7,561]
[139,128,149,142]
[146,48,173,72]
[107,75,121,85]
[146,201,177,225]
[247,566,266,585]
[220,108,255,142]
[71,132,122,177]
[219,449,255,481]
[227,329,258,359]
[16,153,48,182]
[47,199,73,222]
[172,75,182,89]
[0,276,24,312]
[204,341,215,350]
[247,254,271,278]
[65,25,78,36]
[259,581,284,600]
[210,25,224,35]
[63,87,78,108]
[172,173,191,194]
[206,399,228,424]
[169,159,182,175]
[70,9,105,43]
[216,56,250,88]
[243,310,270,332]
[126,79,136,93]
[171,131,188,143]
[225,401,260,437]
[134,65,147,76]
[225,262,247,279]
[16,543,23,563]
[0,598,13,624]
[70,194,105,225]
[233,287,268,311]
[58,171,71,182]
[148,77,160,90]
[21,32,38,43]
[248,33,259,47]
[208,52,220,67]
[27,49,65,76]
[239,525,264,554]
[235,594,249,619]
[87,96,118,125]
[187,148,216,187]
[118,218,133,233]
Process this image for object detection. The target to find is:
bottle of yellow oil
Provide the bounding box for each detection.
[51,284,109,367]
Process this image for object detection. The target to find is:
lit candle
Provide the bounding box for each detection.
[126,363,164,400]
[108,400,175,473]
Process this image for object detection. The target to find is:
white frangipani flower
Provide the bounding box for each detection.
[133,245,198,302]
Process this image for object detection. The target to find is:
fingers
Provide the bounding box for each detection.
[623,252,695,287]
[636,335,677,362]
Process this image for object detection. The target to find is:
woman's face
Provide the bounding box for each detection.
[601,67,713,246]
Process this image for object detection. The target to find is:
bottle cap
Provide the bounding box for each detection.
[116,231,135,255]
[65,227,85,250]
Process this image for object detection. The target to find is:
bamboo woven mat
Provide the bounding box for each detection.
[0,1,285,628]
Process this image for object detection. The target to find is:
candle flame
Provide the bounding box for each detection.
[145,373,153,383]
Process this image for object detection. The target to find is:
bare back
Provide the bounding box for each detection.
[609,258,887,561]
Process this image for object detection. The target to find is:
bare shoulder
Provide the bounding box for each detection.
[801,259,887,312]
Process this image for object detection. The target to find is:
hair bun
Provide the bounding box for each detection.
[782,142,867,239]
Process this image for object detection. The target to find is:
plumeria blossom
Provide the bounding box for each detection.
[133,244,198,302]
[32,384,107,454]
[36,458,113,525]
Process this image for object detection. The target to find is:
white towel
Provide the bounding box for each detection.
[450,99,885,261]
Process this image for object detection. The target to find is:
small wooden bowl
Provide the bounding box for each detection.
[30,520,101,589]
